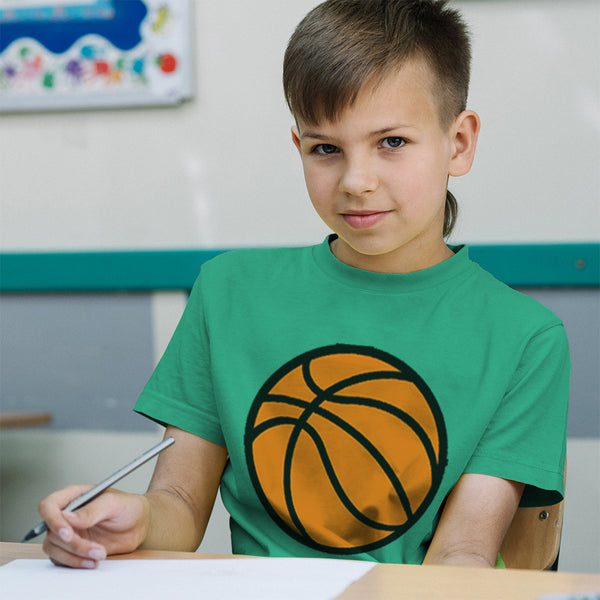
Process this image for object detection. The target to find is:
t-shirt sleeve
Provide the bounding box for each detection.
[464,323,570,507]
[134,272,226,447]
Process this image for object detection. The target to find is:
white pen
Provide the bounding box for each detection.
[20,436,175,542]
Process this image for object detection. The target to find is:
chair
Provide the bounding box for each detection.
[500,499,565,570]
[501,463,567,571]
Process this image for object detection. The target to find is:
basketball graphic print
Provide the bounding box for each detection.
[245,344,447,554]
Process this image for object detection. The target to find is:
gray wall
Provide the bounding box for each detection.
[0,293,155,431]
[521,288,599,438]
[1,288,597,437]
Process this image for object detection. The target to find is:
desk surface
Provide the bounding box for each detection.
[1,543,599,600]
[0,411,52,428]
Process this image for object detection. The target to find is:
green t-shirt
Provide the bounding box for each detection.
[135,236,569,565]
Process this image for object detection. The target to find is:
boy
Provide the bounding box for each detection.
[39,0,569,570]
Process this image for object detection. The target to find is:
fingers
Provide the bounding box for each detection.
[43,519,107,569]
[39,485,107,569]
[38,484,92,544]
[38,487,148,568]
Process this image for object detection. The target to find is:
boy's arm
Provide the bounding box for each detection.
[423,473,524,568]
[141,425,228,551]
[40,426,227,568]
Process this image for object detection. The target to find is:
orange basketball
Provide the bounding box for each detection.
[245,344,447,553]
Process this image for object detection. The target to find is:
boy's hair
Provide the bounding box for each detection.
[283,0,472,237]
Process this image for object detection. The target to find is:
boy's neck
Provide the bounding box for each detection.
[330,236,455,274]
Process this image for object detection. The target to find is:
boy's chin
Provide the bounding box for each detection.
[331,234,453,273]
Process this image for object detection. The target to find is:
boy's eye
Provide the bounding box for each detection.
[381,137,406,149]
[313,143,339,155]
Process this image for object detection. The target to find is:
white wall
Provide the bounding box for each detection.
[452,0,600,243]
[0,1,598,250]
[0,0,325,251]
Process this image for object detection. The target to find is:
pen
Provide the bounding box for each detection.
[20,436,175,543]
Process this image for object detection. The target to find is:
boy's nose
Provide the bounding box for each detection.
[338,157,379,197]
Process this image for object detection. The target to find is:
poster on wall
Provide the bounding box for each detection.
[0,0,193,111]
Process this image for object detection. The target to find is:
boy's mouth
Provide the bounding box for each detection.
[341,210,390,229]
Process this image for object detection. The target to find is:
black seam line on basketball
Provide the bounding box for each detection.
[313,369,441,476]
[283,421,313,541]
[299,419,399,533]
[250,415,304,440]
[282,360,331,459]
[246,417,441,554]
[302,363,409,400]
[284,361,333,520]
[249,415,401,532]
[291,366,416,492]
[302,398,415,521]
[319,396,440,498]
[260,375,439,470]
[324,370,416,396]
[246,415,312,541]
[309,369,439,516]
[279,375,321,542]
[249,402,436,510]
[257,394,312,411]
[277,386,401,537]
[267,374,415,525]
[302,358,325,398]
[267,415,398,536]
[255,389,438,471]
[249,389,441,507]
[251,391,430,521]
[298,348,447,472]
[254,363,436,525]
[297,364,415,439]
[280,382,407,538]
[301,366,438,463]
[321,394,440,475]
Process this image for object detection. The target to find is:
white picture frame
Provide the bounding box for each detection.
[0,0,194,111]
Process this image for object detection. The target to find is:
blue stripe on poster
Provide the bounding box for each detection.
[0,1,147,54]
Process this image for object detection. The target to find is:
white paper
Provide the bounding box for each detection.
[0,557,375,600]
[536,595,600,600]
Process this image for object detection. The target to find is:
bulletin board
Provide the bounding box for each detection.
[0,0,193,111]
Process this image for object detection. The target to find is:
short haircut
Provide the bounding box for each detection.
[283,0,471,128]
[283,0,473,237]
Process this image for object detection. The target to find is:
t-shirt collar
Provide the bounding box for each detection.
[312,234,472,293]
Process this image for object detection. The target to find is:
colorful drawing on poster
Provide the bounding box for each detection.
[0,1,193,111]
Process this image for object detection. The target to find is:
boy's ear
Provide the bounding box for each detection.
[291,125,303,155]
[448,110,480,177]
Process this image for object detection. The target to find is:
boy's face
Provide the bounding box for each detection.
[292,59,478,274]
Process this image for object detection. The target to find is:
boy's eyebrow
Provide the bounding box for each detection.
[300,125,415,140]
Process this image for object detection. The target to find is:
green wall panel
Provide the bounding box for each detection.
[1,244,598,292]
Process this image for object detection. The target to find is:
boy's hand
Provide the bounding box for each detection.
[39,485,149,569]
[38,426,227,568]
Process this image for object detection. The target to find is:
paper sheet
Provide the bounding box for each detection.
[0,557,375,600]
[536,595,600,600]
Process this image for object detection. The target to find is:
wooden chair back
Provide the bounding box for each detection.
[500,472,566,571]
[500,500,564,569]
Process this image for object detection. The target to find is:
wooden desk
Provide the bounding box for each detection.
[0,411,52,429]
[1,542,599,600]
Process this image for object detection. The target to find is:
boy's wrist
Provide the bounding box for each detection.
[139,489,201,551]
[135,493,152,550]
